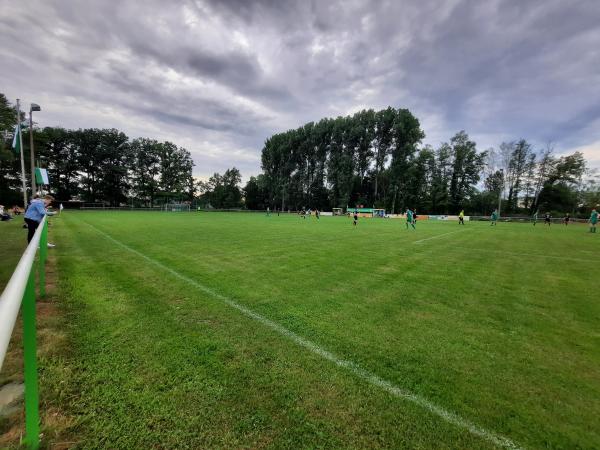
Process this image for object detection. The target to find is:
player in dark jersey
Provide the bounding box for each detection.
[544,213,551,226]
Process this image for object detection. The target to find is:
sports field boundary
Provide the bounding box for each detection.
[80,220,523,450]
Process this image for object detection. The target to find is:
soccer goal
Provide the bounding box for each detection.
[163,203,190,212]
[332,208,343,216]
[373,208,386,218]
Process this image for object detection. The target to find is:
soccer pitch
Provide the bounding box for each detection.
[38,212,599,448]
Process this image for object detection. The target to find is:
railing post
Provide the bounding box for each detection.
[22,272,40,449]
[39,221,47,298]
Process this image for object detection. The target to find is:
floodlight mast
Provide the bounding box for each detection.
[498,169,503,219]
[29,103,41,196]
[16,99,28,208]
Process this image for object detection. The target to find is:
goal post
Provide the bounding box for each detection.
[372,209,386,218]
[332,208,343,216]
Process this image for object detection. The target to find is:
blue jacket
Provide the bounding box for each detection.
[24,199,47,222]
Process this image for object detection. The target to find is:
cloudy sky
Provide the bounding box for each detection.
[1,0,599,179]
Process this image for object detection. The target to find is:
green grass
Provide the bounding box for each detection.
[0,218,27,389]
[27,212,600,448]
[0,218,27,290]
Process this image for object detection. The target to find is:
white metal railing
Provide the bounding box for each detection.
[0,214,48,449]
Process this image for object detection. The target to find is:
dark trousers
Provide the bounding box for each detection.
[24,218,40,243]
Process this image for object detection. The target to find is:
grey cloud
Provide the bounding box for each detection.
[1,0,599,179]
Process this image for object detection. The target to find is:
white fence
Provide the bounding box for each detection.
[0,215,47,448]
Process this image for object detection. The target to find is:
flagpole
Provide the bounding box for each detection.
[16,99,28,208]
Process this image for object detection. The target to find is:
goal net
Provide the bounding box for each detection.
[332,208,343,216]
[163,203,191,212]
[373,209,386,218]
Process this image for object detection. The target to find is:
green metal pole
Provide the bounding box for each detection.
[22,272,40,449]
[39,222,47,298]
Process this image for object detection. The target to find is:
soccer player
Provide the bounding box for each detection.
[490,209,498,226]
[315,209,320,220]
[563,213,570,226]
[413,210,418,225]
[590,208,598,233]
[353,210,358,226]
[544,213,551,226]
[532,210,538,226]
[266,207,270,217]
[458,210,465,225]
[406,208,416,229]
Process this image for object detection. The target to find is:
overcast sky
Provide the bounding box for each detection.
[1,0,599,179]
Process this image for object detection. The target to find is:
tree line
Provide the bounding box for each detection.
[1,94,195,207]
[1,93,597,214]
[250,107,594,216]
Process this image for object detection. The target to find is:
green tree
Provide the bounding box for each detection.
[158,142,194,198]
[204,168,242,208]
[130,138,161,206]
[74,128,105,202]
[0,94,23,205]
[448,131,485,213]
[36,127,79,200]
[390,108,425,212]
[504,139,535,212]
[244,174,269,210]
[537,152,586,214]
[98,129,130,206]
[373,107,395,200]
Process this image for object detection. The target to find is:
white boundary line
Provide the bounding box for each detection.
[413,229,466,244]
[84,222,522,450]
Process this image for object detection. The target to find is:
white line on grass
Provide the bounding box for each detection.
[85,222,522,450]
[413,229,466,244]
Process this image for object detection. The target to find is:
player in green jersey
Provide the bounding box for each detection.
[406,208,416,229]
[532,210,538,226]
[490,209,498,226]
[590,208,598,233]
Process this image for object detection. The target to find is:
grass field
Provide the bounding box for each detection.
[4,211,600,448]
[0,219,27,390]
[0,219,27,291]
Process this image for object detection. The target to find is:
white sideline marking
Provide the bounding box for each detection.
[413,229,466,244]
[85,222,522,450]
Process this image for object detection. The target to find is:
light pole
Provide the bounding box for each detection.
[29,103,41,196]
[497,168,504,219]
[16,99,28,208]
